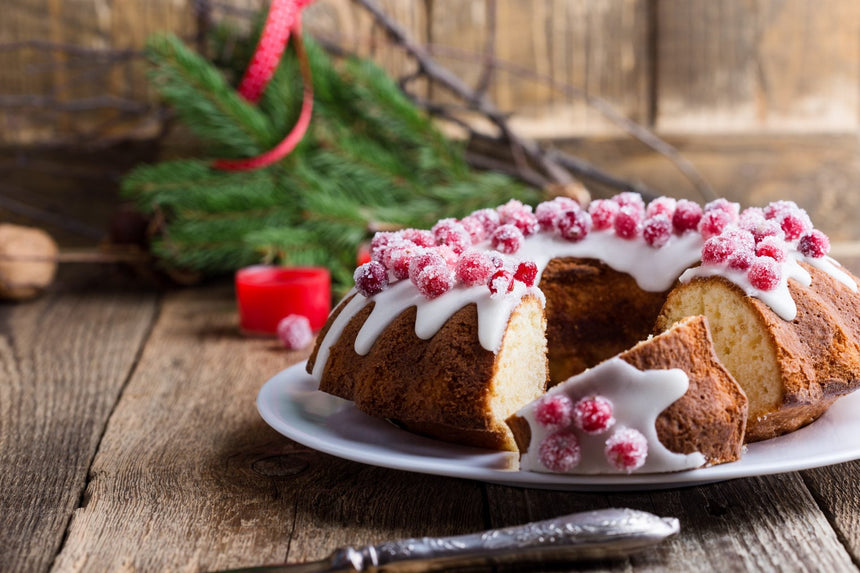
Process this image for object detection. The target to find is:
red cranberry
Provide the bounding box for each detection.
[588,199,620,231]
[604,428,648,473]
[491,224,525,254]
[535,394,573,429]
[748,257,782,291]
[798,230,830,258]
[539,430,581,472]
[558,209,592,242]
[514,260,539,287]
[643,214,673,248]
[354,261,389,296]
[455,250,495,286]
[614,205,643,239]
[572,396,615,434]
[672,200,703,234]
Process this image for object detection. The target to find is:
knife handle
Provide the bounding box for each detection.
[327,507,678,571]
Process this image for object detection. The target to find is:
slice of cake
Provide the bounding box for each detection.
[507,316,747,474]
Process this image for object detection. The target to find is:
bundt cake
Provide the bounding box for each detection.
[306,192,860,463]
[506,315,747,474]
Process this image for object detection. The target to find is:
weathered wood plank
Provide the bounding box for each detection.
[801,461,860,563]
[0,266,158,572]
[51,283,485,571]
[487,472,858,572]
[655,0,860,132]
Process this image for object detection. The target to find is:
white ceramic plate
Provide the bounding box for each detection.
[257,361,860,491]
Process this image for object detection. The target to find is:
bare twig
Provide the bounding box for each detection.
[427,43,716,201]
[353,0,574,188]
[473,0,497,99]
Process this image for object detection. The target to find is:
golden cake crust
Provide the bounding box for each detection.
[620,315,747,465]
[307,294,546,451]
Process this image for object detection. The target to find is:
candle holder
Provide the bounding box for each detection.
[235,265,331,335]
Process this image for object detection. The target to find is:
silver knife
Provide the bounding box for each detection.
[219,507,679,572]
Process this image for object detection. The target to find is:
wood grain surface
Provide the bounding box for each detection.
[0,266,158,573]
[0,270,849,572]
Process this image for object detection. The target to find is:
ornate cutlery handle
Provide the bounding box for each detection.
[328,507,678,571]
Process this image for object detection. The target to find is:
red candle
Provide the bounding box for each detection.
[235,265,331,335]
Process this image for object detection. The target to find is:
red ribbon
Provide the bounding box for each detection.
[213,0,315,172]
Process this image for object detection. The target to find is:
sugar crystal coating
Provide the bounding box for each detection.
[536,197,579,231]
[701,236,736,265]
[456,250,495,286]
[697,209,731,240]
[431,219,471,254]
[748,256,781,291]
[614,205,643,239]
[643,214,672,248]
[491,224,525,254]
[572,396,615,435]
[388,243,426,280]
[778,210,812,241]
[764,200,800,221]
[588,199,620,231]
[646,196,677,219]
[277,314,314,350]
[672,200,703,234]
[535,394,573,429]
[755,236,788,262]
[750,219,784,244]
[704,198,741,221]
[613,191,646,214]
[727,248,754,271]
[539,429,581,472]
[488,269,514,298]
[558,209,592,242]
[467,208,501,235]
[401,228,436,248]
[798,230,830,258]
[605,428,648,472]
[413,263,454,298]
[354,261,389,296]
[460,215,489,243]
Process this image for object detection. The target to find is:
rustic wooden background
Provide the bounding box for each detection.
[2,0,859,146]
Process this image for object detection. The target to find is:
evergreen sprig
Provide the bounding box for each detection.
[123,25,541,294]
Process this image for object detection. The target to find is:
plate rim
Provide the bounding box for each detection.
[257,361,860,491]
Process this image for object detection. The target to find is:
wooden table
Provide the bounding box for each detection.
[4,264,860,573]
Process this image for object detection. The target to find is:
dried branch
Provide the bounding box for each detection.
[352,0,715,202]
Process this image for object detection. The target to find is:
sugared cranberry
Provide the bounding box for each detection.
[704,198,741,221]
[539,429,581,472]
[697,209,731,240]
[573,396,615,435]
[434,245,460,270]
[535,198,579,231]
[371,234,408,267]
[354,261,389,297]
[468,208,501,235]
[459,215,488,243]
[388,244,427,280]
[755,236,788,263]
[727,248,754,271]
[488,269,514,298]
[748,257,781,291]
[738,207,766,232]
[750,219,784,244]
[413,264,455,299]
[276,314,314,350]
[491,224,525,254]
[588,199,620,231]
[456,251,495,286]
[798,230,830,258]
[497,199,531,223]
[507,209,540,236]
[614,205,643,239]
[401,228,436,248]
[432,219,471,254]
[722,228,756,251]
[701,236,735,265]
[409,251,446,281]
[643,214,673,248]
[613,192,646,214]
[646,196,677,219]
[514,261,539,287]
[672,200,703,234]
[605,428,648,473]
[778,210,812,241]
[764,200,800,220]
[535,394,573,429]
[370,231,399,258]
[558,209,592,242]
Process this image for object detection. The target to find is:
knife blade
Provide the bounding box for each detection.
[218,507,679,572]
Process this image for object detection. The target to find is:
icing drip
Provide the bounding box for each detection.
[680,254,812,321]
[805,255,859,292]
[310,229,703,382]
[517,358,706,474]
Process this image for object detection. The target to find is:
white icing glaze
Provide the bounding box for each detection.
[311,228,703,381]
[516,358,706,474]
[804,255,859,292]
[679,255,812,321]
